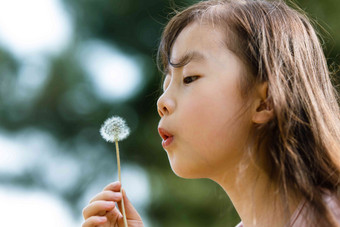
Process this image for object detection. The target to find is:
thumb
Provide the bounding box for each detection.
[118,189,141,220]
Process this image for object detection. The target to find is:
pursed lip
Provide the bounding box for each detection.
[158,127,174,147]
[158,127,173,140]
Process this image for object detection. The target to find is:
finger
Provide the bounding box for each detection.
[82,216,107,227]
[83,201,115,219]
[89,190,122,204]
[105,206,122,225]
[117,189,142,220]
[103,181,121,192]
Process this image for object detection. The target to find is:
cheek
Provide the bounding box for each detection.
[179,87,249,151]
[179,95,226,144]
[188,88,240,125]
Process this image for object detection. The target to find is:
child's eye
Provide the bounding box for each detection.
[183,76,199,84]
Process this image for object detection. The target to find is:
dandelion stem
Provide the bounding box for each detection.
[115,139,128,227]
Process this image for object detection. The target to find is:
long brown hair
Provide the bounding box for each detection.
[157,0,340,226]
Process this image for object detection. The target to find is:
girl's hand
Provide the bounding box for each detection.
[82,181,144,227]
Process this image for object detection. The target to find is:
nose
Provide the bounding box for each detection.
[157,92,175,117]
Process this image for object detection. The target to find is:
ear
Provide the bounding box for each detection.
[252,82,274,124]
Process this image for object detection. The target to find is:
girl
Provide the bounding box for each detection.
[82,0,340,226]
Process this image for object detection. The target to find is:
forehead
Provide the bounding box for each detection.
[168,50,206,70]
[169,22,227,67]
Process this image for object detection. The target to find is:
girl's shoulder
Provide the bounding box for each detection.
[235,193,340,227]
[291,192,340,226]
[235,222,243,227]
[323,192,340,218]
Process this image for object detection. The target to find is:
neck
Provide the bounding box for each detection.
[211,159,301,227]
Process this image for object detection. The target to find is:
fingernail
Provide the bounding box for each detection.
[114,193,122,200]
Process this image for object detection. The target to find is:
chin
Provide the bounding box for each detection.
[169,161,205,179]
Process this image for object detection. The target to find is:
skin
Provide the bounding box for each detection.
[157,22,253,180]
[82,22,300,227]
[82,181,143,227]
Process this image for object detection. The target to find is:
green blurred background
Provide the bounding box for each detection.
[0,0,338,226]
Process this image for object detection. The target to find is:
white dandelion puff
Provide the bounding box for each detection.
[100,116,130,142]
[99,115,129,227]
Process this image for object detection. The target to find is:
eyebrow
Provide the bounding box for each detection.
[168,50,206,69]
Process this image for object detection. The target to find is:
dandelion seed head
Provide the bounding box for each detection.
[100,116,130,142]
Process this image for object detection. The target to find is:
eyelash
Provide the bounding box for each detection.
[162,75,199,91]
[183,76,199,84]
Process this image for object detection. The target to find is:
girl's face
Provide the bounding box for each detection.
[157,22,253,179]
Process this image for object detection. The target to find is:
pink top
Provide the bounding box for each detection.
[235,193,340,227]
